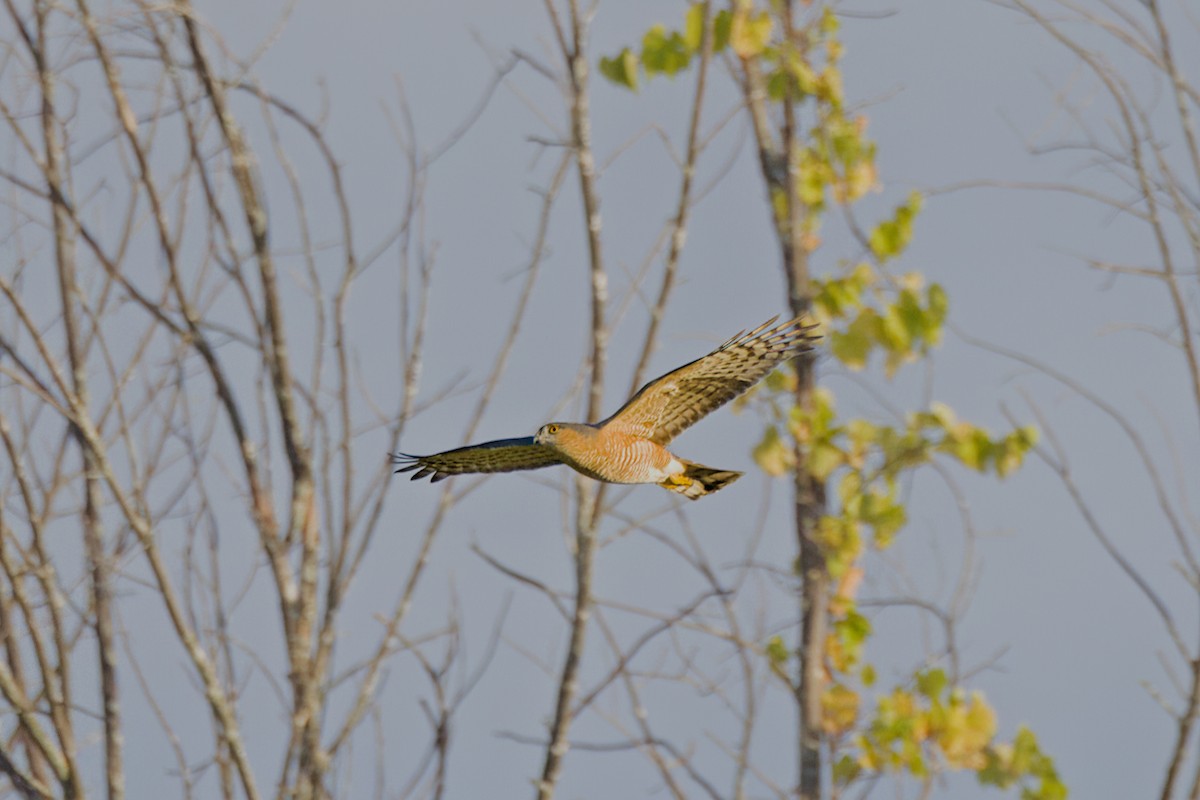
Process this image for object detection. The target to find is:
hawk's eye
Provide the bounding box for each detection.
[547,424,559,434]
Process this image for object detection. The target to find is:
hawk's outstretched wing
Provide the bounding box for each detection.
[392,437,561,483]
[603,315,820,446]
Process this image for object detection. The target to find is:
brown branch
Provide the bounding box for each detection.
[325,63,518,759]
[589,609,687,800]
[75,408,264,800]
[1010,0,1200,456]
[117,615,194,799]
[14,3,87,793]
[767,4,825,798]
[963,328,1200,628]
[0,586,47,790]
[537,1,608,797]
[0,522,69,787]
[52,6,125,796]
[1143,0,1200,202]
[177,7,325,793]
[0,741,52,800]
[462,152,571,445]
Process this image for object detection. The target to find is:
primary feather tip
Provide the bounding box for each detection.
[390,452,440,481]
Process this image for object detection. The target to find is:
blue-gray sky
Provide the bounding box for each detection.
[52,0,1199,797]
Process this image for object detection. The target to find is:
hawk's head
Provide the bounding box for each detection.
[534,422,593,447]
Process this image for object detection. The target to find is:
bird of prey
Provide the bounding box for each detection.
[393,315,819,499]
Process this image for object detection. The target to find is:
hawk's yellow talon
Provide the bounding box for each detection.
[668,474,692,487]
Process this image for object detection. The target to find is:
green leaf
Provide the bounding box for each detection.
[837,470,863,506]
[765,635,791,680]
[916,667,948,699]
[894,287,927,341]
[880,303,913,353]
[979,725,1067,799]
[682,3,729,53]
[868,191,922,261]
[764,368,796,393]
[712,9,733,51]
[683,4,733,52]
[795,146,831,208]
[926,282,949,331]
[836,609,872,647]
[1012,726,1040,772]
[814,263,874,319]
[845,419,878,446]
[953,427,994,471]
[816,65,844,106]
[811,387,838,430]
[905,740,928,777]
[833,754,861,785]
[816,515,862,578]
[861,663,877,686]
[861,485,906,547]
[752,425,793,477]
[766,634,789,665]
[790,388,838,444]
[829,310,880,370]
[918,402,957,431]
[995,425,1038,477]
[829,116,865,164]
[599,47,639,90]
[1027,779,1069,800]
[766,68,790,103]
[767,49,818,102]
[872,505,906,548]
[642,25,691,77]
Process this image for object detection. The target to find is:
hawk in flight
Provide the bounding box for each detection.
[393,316,819,499]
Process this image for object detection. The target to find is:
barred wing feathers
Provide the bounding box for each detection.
[604,315,820,446]
[392,437,561,482]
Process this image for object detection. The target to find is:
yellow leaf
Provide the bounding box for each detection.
[937,692,996,769]
[831,156,878,205]
[683,2,705,51]
[831,565,863,614]
[821,683,860,734]
[816,515,862,578]
[820,6,840,34]
[899,270,924,291]
[817,66,844,106]
[770,184,789,225]
[826,631,851,673]
[730,7,773,58]
[926,402,957,428]
[879,687,917,724]
[857,734,883,771]
[836,470,862,505]
[808,441,846,481]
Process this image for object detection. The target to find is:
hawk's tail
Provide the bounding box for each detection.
[660,460,743,500]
